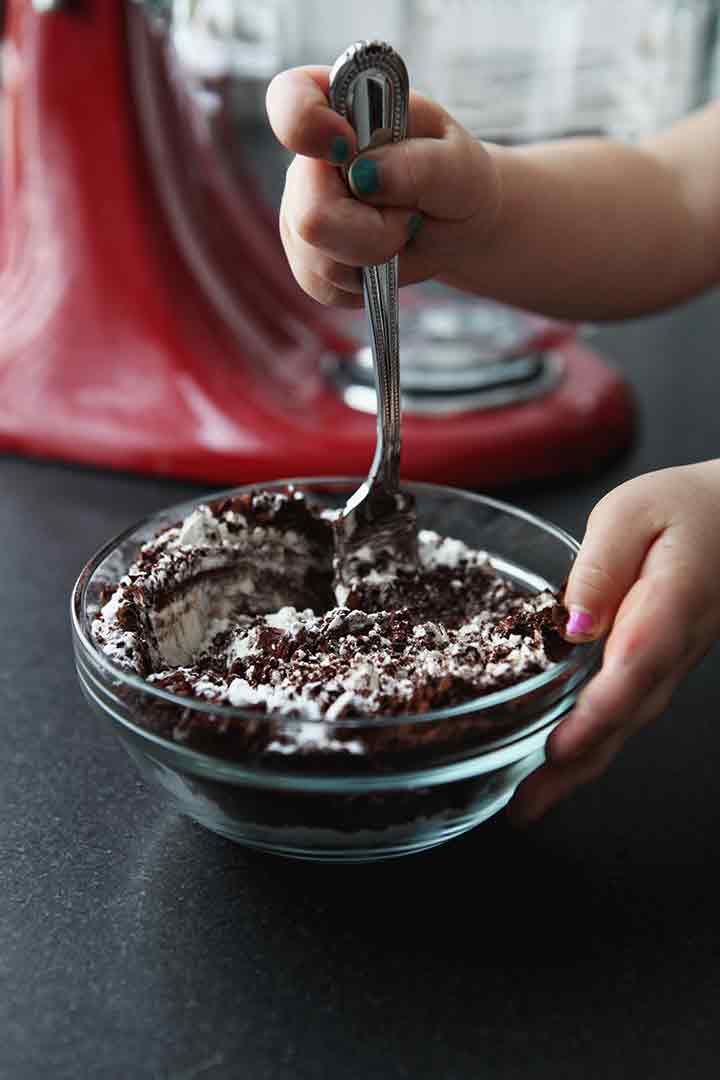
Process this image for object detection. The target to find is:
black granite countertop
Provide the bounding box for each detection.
[3,293,720,1079]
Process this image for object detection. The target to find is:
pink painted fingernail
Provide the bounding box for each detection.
[566,606,594,637]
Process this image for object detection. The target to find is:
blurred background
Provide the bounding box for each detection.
[155,0,720,160]
[99,0,719,227]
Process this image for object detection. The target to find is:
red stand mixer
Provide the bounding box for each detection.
[0,1,634,487]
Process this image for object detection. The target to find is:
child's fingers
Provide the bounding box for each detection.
[280,223,362,309]
[266,66,356,164]
[348,132,498,224]
[511,665,679,826]
[506,727,628,827]
[267,70,449,165]
[279,210,363,300]
[549,554,705,764]
[280,196,438,302]
[268,69,490,292]
[292,266,364,309]
[279,156,442,303]
[283,156,414,267]
[548,664,677,776]
[563,483,665,641]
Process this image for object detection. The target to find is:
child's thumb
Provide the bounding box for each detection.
[348,124,499,224]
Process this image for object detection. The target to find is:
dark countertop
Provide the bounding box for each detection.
[3,292,720,1080]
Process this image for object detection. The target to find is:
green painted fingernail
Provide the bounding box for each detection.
[330,136,350,164]
[350,156,379,195]
[408,213,424,242]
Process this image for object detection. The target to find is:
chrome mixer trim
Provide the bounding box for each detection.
[325,350,566,417]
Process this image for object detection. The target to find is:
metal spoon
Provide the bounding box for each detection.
[328,41,417,592]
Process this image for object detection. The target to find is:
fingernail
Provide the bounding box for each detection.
[408,213,424,243]
[349,156,379,196]
[329,136,350,165]
[566,606,594,638]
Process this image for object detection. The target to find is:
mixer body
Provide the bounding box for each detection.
[0,1,634,486]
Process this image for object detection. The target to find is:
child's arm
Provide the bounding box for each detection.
[267,68,720,319]
[453,106,720,318]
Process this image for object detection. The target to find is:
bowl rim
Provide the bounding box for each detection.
[71,476,601,734]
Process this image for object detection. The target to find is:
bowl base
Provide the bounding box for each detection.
[185,790,514,862]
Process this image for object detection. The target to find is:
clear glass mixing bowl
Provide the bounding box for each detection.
[71,478,601,862]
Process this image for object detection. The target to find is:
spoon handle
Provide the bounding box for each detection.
[329,41,409,495]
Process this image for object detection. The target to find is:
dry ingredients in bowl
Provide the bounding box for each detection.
[92,489,571,757]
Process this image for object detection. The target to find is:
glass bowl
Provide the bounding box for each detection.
[71,478,601,862]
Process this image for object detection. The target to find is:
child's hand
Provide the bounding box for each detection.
[268,74,720,319]
[507,461,720,826]
[265,66,501,307]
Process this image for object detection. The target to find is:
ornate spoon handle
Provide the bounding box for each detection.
[329,41,409,495]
